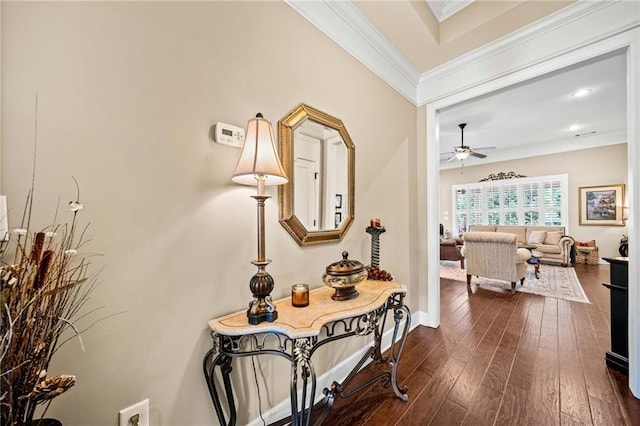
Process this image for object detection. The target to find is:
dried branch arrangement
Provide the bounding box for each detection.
[1,183,100,425]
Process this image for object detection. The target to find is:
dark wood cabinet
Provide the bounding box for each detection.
[603,257,629,374]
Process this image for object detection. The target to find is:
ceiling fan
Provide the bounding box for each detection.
[442,123,496,162]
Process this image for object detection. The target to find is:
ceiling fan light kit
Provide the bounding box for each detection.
[442,123,495,163]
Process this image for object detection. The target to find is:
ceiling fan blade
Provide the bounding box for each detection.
[469,151,487,158]
[447,154,458,162]
[473,146,496,152]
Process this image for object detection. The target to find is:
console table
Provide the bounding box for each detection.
[203,280,410,426]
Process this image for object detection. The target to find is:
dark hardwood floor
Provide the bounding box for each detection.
[322,263,640,425]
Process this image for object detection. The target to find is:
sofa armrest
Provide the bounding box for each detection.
[516,248,532,263]
[558,236,575,265]
[559,236,575,247]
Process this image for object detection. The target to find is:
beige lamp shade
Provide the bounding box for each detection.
[232,113,288,187]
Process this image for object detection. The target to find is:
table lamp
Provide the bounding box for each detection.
[232,113,288,324]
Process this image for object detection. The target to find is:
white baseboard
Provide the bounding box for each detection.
[247,311,422,425]
[416,310,438,328]
[410,311,423,330]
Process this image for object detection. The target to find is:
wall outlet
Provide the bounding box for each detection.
[119,399,149,426]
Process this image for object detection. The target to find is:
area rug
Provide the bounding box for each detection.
[440,261,590,303]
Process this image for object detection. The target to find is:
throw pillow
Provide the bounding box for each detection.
[527,230,547,245]
[544,231,563,245]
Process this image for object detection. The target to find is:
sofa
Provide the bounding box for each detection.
[461,232,532,293]
[468,225,574,266]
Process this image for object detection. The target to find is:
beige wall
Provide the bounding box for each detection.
[440,144,628,258]
[1,2,416,424]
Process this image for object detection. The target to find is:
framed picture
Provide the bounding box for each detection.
[579,184,625,226]
[335,194,342,209]
[335,212,342,228]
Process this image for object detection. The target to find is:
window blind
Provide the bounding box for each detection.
[451,174,568,236]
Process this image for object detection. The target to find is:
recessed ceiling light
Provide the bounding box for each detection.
[568,124,581,131]
[573,88,592,97]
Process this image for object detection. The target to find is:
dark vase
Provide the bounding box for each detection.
[619,243,628,257]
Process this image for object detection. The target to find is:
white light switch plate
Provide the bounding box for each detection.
[119,399,149,426]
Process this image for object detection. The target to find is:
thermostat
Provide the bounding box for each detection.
[213,122,244,148]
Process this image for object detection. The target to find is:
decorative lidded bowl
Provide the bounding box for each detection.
[323,251,367,301]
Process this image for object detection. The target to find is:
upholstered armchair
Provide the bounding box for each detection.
[461,231,531,293]
[440,224,465,268]
[440,239,465,268]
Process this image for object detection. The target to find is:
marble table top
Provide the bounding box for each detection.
[208,280,406,338]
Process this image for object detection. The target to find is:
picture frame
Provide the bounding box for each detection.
[335,194,342,209]
[335,212,342,228]
[579,184,625,226]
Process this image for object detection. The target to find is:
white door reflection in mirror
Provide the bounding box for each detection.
[293,131,321,230]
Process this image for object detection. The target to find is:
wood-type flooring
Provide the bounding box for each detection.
[320,263,640,425]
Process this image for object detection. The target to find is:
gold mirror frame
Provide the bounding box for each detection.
[278,104,355,245]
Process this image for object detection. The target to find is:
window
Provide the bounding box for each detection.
[543,180,563,225]
[452,174,568,235]
[485,186,500,210]
[523,182,540,225]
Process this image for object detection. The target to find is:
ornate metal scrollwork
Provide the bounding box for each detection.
[210,331,221,354]
[355,306,384,336]
[388,292,404,309]
[293,338,313,368]
[479,171,526,181]
[394,307,407,323]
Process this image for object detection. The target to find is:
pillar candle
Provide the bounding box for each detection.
[291,284,309,307]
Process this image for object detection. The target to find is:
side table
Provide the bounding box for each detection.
[203,280,411,426]
[519,244,543,279]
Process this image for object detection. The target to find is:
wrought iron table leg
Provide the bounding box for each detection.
[203,349,236,426]
[318,301,411,417]
[291,338,316,426]
[388,304,411,400]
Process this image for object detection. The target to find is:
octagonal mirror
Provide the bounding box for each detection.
[278,104,355,245]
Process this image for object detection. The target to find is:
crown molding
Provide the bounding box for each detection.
[417,0,638,105]
[426,0,475,23]
[285,0,420,104]
[286,1,639,108]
